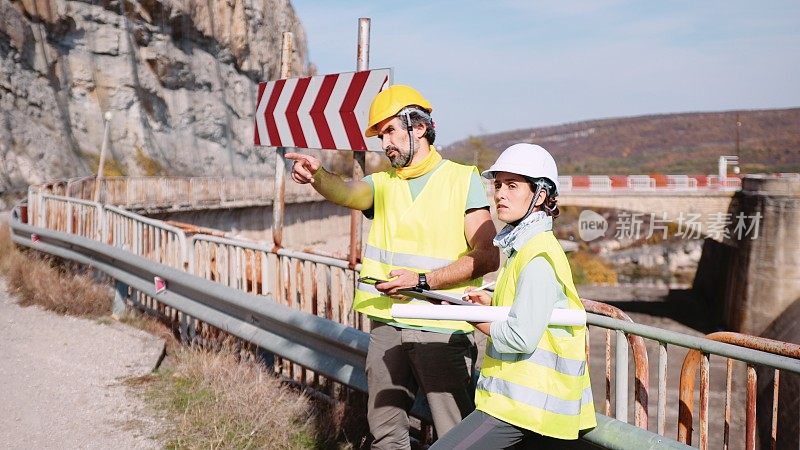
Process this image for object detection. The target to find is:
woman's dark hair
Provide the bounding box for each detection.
[398,106,436,145]
[527,177,560,219]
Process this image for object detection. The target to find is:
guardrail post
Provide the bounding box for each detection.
[256,347,276,369]
[113,281,128,318]
[179,312,196,345]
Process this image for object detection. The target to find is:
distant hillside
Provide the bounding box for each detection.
[443,108,800,175]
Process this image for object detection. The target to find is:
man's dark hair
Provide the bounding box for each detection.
[398,106,436,145]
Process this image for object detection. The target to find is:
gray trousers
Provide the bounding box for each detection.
[429,410,553,450]
[366,321,477,449]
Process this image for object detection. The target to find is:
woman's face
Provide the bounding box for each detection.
[493,172,535,223]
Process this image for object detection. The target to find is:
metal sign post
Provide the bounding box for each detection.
[272,32,293,249]
[349,18,370,268]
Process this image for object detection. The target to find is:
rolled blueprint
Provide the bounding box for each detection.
[390,304,586,326]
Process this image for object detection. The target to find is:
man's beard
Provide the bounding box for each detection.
[386,145,412,168]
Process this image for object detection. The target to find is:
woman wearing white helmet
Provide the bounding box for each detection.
[431,143,596,448]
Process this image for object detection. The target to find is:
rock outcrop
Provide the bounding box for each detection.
[0,0,312,196]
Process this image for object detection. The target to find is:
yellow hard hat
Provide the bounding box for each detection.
[364,85,432,137]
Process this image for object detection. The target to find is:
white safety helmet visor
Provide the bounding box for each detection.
[481,143,560,195]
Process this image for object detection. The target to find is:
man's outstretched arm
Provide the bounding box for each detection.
[285,152,373,211]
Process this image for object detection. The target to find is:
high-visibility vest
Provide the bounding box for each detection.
[475,230,596,439]
[353,160,482,331]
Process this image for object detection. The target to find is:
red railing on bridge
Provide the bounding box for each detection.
[558,174,742,192]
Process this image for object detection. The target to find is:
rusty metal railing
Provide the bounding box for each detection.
[104,205,187,269]
[587,313,800,448]
[25,191,188,270]
[583,299,650,429]
[678,332,800,450]
[189,234,366,329]
[36,194,103,240]
[54,176,320,210]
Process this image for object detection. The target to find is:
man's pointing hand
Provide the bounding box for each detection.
[285,152,321,184]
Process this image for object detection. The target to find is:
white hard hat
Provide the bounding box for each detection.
[481,143,559,194]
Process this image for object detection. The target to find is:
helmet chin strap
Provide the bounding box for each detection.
[403,110,415,168]
[511,180,547,227]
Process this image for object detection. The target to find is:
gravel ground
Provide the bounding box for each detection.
[0,277,166,449]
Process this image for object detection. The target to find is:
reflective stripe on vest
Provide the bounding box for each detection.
[484,338,586,377]
[364,244,454,271]
[352,160,482,331]
[477,375,594,416]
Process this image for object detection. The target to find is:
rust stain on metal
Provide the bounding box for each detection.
[679,331,797,448]
[724,358,732,450]
[746,365,756,450]
[583,299,650,429]
[771,369,779,450]
[678,348,702,444]
[699,353,709,450]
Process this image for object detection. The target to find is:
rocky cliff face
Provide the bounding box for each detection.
[0,0,311,197]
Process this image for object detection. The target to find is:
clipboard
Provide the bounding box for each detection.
[398,288,477,306]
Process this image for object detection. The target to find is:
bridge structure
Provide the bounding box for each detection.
[556,174,742,244]
[12,175,800,449]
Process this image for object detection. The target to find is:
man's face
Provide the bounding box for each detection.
[376,116,412,168]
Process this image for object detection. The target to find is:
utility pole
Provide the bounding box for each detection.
[272,32,293,250]
[349,18,370,269]
[736,112,741,158]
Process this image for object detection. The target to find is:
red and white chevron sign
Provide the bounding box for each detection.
[254,68,391,152]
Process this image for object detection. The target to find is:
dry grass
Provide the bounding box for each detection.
[0,223,112,317]
[131,346,353,450]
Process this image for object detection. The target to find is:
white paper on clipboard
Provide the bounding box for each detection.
[391,304,587,326]
[397,288,476,306]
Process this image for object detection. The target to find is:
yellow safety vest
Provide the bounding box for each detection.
[353,160,482,331]
[475,231,596,439]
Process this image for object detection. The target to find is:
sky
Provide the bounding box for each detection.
[290,0,800,146]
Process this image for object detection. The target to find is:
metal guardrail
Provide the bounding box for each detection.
[8,217,694,450]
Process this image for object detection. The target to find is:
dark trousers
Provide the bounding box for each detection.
[366,322,477,449]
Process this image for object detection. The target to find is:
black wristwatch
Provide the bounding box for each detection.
[417,273,431,291]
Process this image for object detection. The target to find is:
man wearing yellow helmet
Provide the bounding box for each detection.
[286,84,499,448]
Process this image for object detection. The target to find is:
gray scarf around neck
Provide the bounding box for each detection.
[493,210,549,257]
